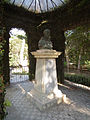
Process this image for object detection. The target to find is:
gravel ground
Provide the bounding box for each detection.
[5,80,90,120]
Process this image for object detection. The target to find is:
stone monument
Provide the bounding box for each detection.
[38,29,53,49]
[27,29,64,110]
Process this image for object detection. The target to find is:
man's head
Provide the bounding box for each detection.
[43,29,50,38]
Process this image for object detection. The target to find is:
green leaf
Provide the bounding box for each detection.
[4,99,12,107]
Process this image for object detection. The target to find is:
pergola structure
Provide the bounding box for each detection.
[0,0,90,84]
[10,0,66,13]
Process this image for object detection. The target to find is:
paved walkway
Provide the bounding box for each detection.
[5,80,90,120]
[10,75,29,83]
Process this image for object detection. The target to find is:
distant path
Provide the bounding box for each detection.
[5,80,90,120]
[10,75,29,83]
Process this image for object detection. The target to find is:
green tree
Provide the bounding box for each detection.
[65,25,90,70]
[9,29,28,66]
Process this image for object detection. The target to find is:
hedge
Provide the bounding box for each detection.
[64,73,90,87]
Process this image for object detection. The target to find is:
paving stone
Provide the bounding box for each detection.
[5,80,90,120]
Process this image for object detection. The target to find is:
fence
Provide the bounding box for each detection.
[10,66,29,83]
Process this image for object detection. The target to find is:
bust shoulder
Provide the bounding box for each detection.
[38,29,53,49]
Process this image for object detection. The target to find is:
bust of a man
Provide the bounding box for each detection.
[38,29,53,49]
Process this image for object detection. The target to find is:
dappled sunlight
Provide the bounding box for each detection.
[18,84,26,94]
[57,81,90,117]
[65,80,90,91]
[62,94,71,105]
[47,93,55,100]
[69,73,76,75]
[27,92,33,97]
[5,80,90,120]
[71,103,90,116]
[57,82,71,89]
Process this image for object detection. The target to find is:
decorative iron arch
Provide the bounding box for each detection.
[10,0,66,13]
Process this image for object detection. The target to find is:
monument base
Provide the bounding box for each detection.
[27,88,64,111]
[29,49,65,110]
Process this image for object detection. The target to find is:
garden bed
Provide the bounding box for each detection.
[64,73,90,87]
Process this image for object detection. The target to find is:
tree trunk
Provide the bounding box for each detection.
[65,50,69,73]
[20,39,25,66]
[78,48,82,71]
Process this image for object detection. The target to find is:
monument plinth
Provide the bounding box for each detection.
[27,29,64,110]
[27,49,64,110]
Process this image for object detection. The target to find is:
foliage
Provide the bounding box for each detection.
[85,60,90,71]
[0,25,12,119]
[0,39,5,120]
[0,75,6,120]
[12,72,29,75]
[9,29,28,66]
[0,77,10,120]
[0,25,7,119]
[0,27,5,73]
[4,99,11,108]
[64,0,69,3]
[0,76,4,92]
[2,0,10,3]
[65,25,90,69]
[29,73,35,80]
[0,26,11,119]
[65,73,90,87]
[64,61,67,67]
[77,0,90,7]
[0,2,6,119]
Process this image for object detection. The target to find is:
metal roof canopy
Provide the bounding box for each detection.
[10,0,66,13]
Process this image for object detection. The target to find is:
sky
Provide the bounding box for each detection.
[10,28,26,36]
[10,0,65,12]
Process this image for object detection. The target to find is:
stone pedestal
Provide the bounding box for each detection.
[27,49,64,110]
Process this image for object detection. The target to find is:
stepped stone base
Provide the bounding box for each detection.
[27,88,63,111]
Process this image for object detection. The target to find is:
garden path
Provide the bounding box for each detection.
[5,80,90,120]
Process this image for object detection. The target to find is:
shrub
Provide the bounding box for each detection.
[0,75,6,120]
[0,26,7,119]
[64,73,90,87]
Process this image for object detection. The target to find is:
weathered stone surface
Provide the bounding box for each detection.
[27,88,62,111]
[29,49,63,110]
[38,29,53,50]
[31,49,61,58]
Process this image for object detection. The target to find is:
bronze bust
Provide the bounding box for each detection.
[38,29,53,49]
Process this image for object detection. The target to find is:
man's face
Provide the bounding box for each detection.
[44,30,50,37]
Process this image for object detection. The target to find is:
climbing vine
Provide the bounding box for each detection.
[0,27,6,120]
[0,1,7,119]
